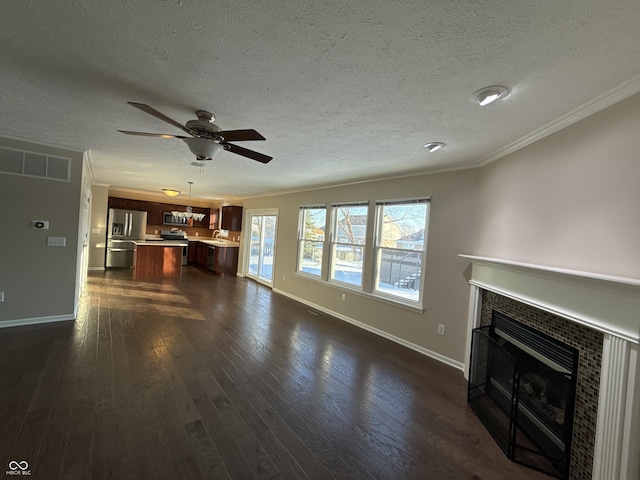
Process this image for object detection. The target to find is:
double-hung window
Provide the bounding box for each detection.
[329,203,368,287]
[373,198,430,304]
[296,206,326,278]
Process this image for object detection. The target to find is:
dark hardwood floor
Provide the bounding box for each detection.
[0,268,552,479]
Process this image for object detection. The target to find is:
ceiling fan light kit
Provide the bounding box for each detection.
[117,102,272,164]
[182,137,224,159]
[471,86,509,106]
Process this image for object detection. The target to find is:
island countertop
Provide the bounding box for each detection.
[133,240,185,246]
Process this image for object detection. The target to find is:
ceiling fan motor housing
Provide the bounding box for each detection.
[185,118,222,139]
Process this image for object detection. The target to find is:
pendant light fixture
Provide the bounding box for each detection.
[171,182,205,222]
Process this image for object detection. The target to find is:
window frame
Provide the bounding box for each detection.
[372,198,430,307]
[295,205,327,279]
[328,202,369,289]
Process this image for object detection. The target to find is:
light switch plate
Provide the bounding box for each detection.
[47,237,66,247]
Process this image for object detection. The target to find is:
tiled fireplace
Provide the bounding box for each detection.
[460,255,640,480]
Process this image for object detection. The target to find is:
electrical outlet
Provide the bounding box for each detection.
[437,324,446,336]
[47,236,66,247]
[283,274,286,282]
[341,293,346,301]
[0,292,4,302]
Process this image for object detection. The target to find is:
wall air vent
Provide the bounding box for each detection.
[0,146,71,182]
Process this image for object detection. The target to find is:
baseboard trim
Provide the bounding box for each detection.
[88,267,105,271]
[0,314,75,329]
[273,288,465,372]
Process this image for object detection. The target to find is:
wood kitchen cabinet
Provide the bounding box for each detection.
[191,207,210,228]
[108,197,211,228]
[215,246,239,276]
[196,242,209,267]
[209,208,219,230]
[221,206,243,231]
[146,202,166,225]
[187,241,238,276]
[128,199,148,212]
[187,241,199,264]
[108,197,132,209]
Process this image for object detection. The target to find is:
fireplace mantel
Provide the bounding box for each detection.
[459,255,640,343]
[460,254,640,480]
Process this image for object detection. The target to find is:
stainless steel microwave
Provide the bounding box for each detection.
[163,212,188,226]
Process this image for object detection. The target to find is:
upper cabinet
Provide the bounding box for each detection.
[108,197,148,212]
[108,197,131,210]
[221,206,243,231]
[146,202,166,225]
[190,206,210,228]
[108,197,210,228]
[209,208,219,230]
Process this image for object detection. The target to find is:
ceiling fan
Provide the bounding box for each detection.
[118,102,272,163]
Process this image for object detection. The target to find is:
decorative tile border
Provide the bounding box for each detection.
[480,290,604,480]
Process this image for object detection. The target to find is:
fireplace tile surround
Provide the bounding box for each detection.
[480,291,603,479]
[460,255,640,480]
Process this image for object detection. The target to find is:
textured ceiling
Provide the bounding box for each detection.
[1,0,639,202]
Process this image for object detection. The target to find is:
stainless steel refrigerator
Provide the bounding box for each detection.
[106,208,148,268]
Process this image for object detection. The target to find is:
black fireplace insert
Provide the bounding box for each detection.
[468,310,579,479]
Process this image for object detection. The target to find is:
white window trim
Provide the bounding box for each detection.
[296,205,328,279]
[372,198,430,308]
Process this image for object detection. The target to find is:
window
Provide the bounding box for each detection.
[329,203,368,287]
[296,206,326,277]
[373,199,430,304]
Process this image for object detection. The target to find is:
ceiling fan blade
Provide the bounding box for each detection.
[217,129,266,142]
[127,102,194,135]
[118,130,187,139]
[223,143,272,164]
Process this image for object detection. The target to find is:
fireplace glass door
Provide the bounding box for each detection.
[468,312,578,479]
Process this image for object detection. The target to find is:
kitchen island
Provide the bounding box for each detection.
[132,241,183,279]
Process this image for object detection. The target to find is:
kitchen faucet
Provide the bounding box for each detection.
[213,230,221,238]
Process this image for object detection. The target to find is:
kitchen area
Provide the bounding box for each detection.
[104,196,242,278]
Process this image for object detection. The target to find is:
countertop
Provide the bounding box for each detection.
[190,238,240,248]
[143,235,240,248]
[134,240,184,246]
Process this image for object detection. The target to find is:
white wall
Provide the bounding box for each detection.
[89,185,109,270]
[0,137,84,324]
[475,91,640,278]
[242,168,481,366]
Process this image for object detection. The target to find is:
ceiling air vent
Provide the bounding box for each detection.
[0,146,70,182]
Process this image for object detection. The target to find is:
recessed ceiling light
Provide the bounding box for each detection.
[424,142,445,153]
[471,86,509,106]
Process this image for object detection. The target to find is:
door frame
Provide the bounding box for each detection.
[242,208,278,287]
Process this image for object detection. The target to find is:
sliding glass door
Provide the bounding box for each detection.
[247,210,278,286]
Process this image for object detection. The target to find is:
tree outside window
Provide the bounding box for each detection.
[374,200,430,303]
[330,204,367,287]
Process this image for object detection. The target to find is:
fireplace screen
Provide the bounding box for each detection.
[468,311,579,479]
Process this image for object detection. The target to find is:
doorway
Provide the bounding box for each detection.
[246,209,278,286]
